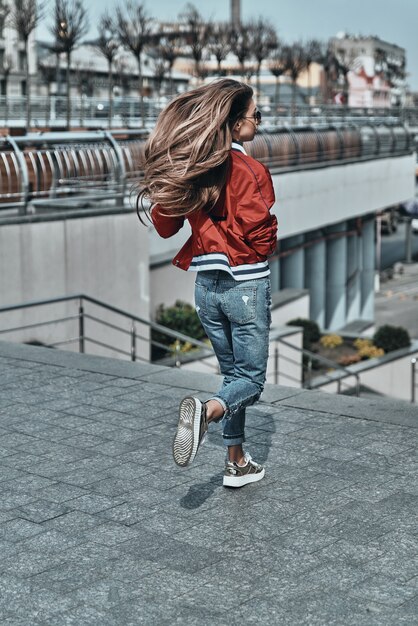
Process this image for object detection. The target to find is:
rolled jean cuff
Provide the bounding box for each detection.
[207,396,228,418]
[222,432,246,447]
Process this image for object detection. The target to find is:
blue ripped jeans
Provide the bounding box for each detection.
[194,270,272,447]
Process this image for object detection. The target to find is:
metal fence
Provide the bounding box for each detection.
[0,130,146,214]
[1,95,418,129]
[0,293,364,396]
[0,121,413,215]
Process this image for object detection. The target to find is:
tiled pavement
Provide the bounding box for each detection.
[0,340,417,626]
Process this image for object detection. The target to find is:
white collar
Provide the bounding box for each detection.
[231,141,247,155]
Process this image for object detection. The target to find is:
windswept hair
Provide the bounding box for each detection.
[137,79,253,220]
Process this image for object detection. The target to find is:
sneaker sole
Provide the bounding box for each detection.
[223,468,265,488]
[172,397,201,467]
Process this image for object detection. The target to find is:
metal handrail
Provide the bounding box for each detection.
[275,336,361,396]
[0,121,413,215]
[0,95,417,124]
[0,293,363,395]
[0,293,215,366]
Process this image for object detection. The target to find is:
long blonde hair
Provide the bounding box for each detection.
[137,79,253,220]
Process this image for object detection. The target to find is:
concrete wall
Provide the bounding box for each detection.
[272,155,416,239]
[271,290,310,328]
[151,263,196,318]
[0,212,150,360]
[148,155,415,325]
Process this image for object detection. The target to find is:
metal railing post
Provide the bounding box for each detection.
[7,136,30,215]
[175,341,181,368]
[307,357,312,388]
[131,321,136,361]
[78,299,85,354]
[105,131,127,208]
[412,358,416,404]
[274,344,279,385]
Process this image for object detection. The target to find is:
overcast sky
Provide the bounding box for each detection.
[39,0,418,90]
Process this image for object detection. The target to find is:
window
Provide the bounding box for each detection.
[21,79,26,95]
[0,79,6,95]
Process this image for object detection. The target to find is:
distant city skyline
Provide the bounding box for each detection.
[38,0,418,90]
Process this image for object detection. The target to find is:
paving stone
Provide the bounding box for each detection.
[61,404,106,417]
[0,549,67,578]
[14,529,87,555]
[313,538,385,565]
[259,591,398,626]
[59,578,137,612]
[0,576,76,620]
[349,574,418,607]
[90,440,142,456]
[0,467,25,483]
[0,511,19,524]
[0,475,56,494]
[15,500,71,523]
[59,433,109,448]
[0,539,20,559]
[362,550,418,583]
[66,493,127,514]
[0,341,417,624]
[0,491,39,510]
[42,511,106,535]
[80,521,145,546]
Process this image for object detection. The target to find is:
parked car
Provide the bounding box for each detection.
[412,218,418,234]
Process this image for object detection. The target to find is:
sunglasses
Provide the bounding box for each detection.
[244,109,262,124]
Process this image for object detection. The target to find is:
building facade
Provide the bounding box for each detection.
[329,34,406,107]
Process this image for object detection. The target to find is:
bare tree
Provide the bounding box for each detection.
[179,3,211,81]
[114,1,153,127]
[247,18,278,98]
[150,57,167,104]
[9,0,45,130]
[75,63,94,126]
[207,22,231,76]
[231,22,251,78]
[321,45,341,104]
[269,43,288,122]
[38,59,55,126]
[114,57,130,95]
[0,0,9,34]
[49,0,89,130]
[157,34,183,95]
[94,14,119,128]
[286,42,307,115]
[305,39,322,104]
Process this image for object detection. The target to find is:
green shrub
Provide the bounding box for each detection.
[287,318,320,350]
[373,324,411,353]
[151,300,206,361]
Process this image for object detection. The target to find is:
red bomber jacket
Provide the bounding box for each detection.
[151,143,278,274]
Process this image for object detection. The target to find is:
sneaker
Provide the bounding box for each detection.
[223,453,265,488]
[172,397,208,467]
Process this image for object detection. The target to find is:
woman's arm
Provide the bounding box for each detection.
[151,204,185,239]
[233,160,278,257]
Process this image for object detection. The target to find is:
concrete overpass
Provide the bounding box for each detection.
[150,124,416,331]
[0,123,415,356]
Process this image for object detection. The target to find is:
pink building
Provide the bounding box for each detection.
[348,61,391,108]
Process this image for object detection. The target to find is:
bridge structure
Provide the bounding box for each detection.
[0,119,416,363]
